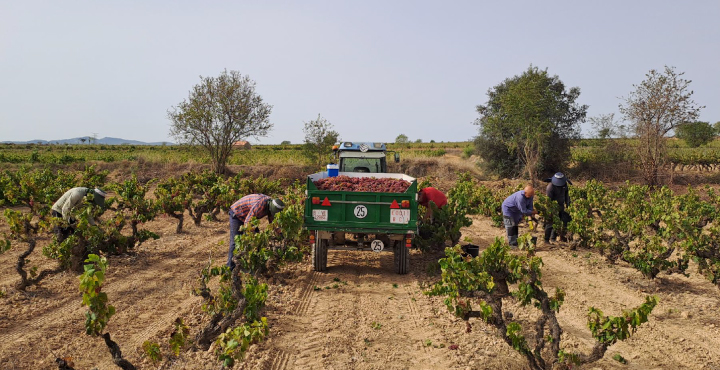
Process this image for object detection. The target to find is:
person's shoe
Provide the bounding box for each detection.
[544,239,552,244]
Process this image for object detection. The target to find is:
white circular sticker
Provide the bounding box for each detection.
[354,205,368,219]
[371,239,384,252]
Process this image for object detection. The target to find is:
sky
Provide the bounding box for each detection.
[1,0,718,144]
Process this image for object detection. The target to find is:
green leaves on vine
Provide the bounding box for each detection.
[79,254,115,336]
[588,296,658,345]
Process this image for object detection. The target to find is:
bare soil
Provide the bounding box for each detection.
[1,210,719,370]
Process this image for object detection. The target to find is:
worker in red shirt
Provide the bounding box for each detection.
[227,194,285,270]
[418,187,447,220]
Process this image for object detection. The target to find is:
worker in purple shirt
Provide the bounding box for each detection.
[501,185,537,247]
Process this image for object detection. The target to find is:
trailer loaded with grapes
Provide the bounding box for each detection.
[304,170,418,274]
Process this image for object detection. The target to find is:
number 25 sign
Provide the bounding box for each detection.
[354,205,368,219]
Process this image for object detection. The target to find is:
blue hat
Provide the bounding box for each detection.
[550,172,571,187]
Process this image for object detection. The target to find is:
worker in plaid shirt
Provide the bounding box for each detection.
[227,194,285,270]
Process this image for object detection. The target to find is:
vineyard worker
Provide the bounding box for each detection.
[51,187,107,242]
[501,185,537,247]
[417,187,448,219]
[227,194,285,270]
[543,172,572,243]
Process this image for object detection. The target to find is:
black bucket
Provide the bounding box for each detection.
[463,244,480,258]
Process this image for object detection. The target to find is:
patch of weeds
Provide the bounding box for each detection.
[364,338,372,346]
[324,286,331,290]
[371,322,382,330]
[572,253,578,258]
[392,283,398,288]
[313,285,321,291]
[411,297,416,302]
[613,354,627,364]
[332,283,339,289]
[388,296,394,300]
[424,339,432,347]
[142,341,162,365]
[333,277,340,282]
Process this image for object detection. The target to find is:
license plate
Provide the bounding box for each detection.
[313,209,328,221]
[390,209,410,224]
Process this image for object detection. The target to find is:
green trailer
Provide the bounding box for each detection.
[304,171,418,274]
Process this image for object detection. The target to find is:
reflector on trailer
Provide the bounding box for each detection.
[312,197,320,204]
[401,200,410,208]
[390,200,400,209]
[322,197,332,206]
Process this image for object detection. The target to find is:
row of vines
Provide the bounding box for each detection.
[0,165,309,368]
[418,174,720,369]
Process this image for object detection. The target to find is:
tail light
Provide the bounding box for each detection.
[405,233,413,248]
[309,234,315,243]
[401,200,410,208]
[312,197,320,204]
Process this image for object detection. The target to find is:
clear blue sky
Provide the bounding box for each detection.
[1,1,718,144]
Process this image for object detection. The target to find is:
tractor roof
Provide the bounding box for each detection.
[336,142,387,152]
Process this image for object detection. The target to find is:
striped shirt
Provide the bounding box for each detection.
[230,194,272,224]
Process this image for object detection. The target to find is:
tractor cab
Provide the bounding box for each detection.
[332,142,399,173]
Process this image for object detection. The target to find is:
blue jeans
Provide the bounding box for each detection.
[228,212,243,270]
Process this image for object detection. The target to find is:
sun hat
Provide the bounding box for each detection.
[268,198,285,215]
[550,172,572,187]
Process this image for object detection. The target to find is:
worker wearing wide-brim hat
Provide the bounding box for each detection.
[542,172,572,243]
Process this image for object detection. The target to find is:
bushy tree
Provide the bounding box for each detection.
[302,114,339,166]
[395,134,409,144]
[619,66,703,185]
[474,66,587,182]
[676,121,715,147]
[713,121,720,136]
[168,70,273,174]
[280,140,291,145]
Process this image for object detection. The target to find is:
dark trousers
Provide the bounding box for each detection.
[503,215,519,246]
[228,213,243,270]
[52,211,74,243]
[227,212,260,270]
[544,212,569,242]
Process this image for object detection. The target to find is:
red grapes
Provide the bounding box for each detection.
[314,176,411,193]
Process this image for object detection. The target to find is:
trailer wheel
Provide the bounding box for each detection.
[312,232,328,272]
[394,241,409,275]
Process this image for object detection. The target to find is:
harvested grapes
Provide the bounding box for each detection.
[314,176,411,193]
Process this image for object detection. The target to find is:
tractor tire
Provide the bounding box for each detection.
[312,232,328,272]
[394,241,409,275]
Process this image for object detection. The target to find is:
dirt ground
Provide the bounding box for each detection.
[1,206,720,370]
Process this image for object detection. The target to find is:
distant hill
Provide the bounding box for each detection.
[1,137,174,145]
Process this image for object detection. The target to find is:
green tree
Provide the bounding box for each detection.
[474,66,587,183]
[280,140,291,145]
[302,114,339,166]
[395,134,409,144]
[168,70,273,174]
[619,66,703,185]
[713,121,720,136]
[676,121,715,147]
